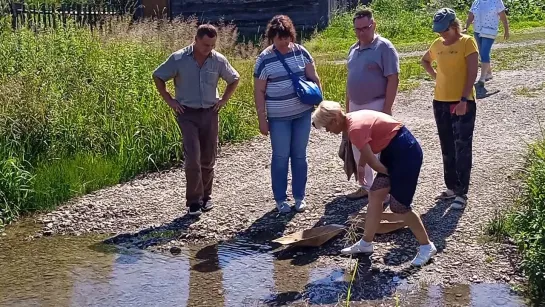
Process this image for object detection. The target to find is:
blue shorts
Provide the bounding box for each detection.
[371,126,423,213]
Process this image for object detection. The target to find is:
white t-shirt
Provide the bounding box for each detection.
[470,0,506,38]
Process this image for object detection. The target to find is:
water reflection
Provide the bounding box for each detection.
[396,282,526,307]
[70,250,191,306]
[0,221,529,307]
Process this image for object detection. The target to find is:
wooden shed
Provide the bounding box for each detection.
[135,0,366,38]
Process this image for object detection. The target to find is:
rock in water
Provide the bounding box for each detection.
[170,246,182,255]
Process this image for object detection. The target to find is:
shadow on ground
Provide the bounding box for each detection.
[266,195,465,303]
[102,214,199,249]
[476,83,500,99]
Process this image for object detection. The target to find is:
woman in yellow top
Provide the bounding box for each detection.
[421,8,479,210]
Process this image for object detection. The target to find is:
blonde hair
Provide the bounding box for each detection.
[311,100,344,129]
[450,18,462,34]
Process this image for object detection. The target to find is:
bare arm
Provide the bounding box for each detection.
[153,76,173,101]
[358,143,388,175]
[254,78,267,118]
[222,79,239,101]
[421,51,437,80]
[499,10,510,39]
[305,62,322,91]
[254,78,269,135]
[383,74,399,115]
[345,90,350,113]
[464,12,475,32]
[462,52,479,99]
[153,75,183,113]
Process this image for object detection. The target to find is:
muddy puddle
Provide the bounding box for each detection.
[0,220,528,307]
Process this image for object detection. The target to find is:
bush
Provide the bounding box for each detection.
[505,140,545,303]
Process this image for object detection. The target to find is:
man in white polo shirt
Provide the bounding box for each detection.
[345,8,400,200]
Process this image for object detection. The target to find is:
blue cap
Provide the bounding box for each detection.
[433,8,456,32]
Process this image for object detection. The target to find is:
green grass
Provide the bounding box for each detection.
[0,0,544,230]
[304,0,545,60]
[514,82,545,97]
[0,16,263,226]
[485,137,545,304]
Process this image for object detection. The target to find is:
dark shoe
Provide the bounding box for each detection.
[201,198,214,212]
[188,203,202,216]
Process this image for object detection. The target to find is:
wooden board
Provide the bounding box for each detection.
[272,224,346,247]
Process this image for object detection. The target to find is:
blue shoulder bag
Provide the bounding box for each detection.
[273,48,323,106]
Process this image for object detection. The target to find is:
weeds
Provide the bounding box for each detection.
[514,82,545,97]
[0,16,262,225]
[486,138,545,303]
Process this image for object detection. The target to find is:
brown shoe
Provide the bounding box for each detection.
[346,187,368,200]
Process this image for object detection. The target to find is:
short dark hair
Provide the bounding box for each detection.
[353,8,373,23]
[196,24,217,39]
[265,15,297,45]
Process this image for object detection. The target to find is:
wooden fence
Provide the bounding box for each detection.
[2,0,372,34]
[4,2,136,31]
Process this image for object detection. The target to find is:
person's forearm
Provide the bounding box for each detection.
[465,13,474,30]
[463,61,478,99]
[345,91,350,113]
[500,14,509,32]
[384,75,399,111]
[359,145,388,175]
[153,76,174,101]
[366,156,388,175]
[421,60,436,79]
[222,79,239,101]
[254,90,267,119]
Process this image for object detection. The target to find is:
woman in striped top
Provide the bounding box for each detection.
[253,14,322,214]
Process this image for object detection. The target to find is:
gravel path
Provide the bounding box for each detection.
[33,55,545,299]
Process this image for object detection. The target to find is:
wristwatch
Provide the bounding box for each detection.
[460,97,468,102]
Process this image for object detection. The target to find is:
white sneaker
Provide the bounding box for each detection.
[294,199,307,212]
[411,242,437,267]
[450,195,467,210]
[276,201,292,213]
[340,239,374,255]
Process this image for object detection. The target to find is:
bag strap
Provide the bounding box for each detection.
[273,48,296,78]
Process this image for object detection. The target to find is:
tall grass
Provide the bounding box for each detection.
[0,15,264,227]
[486,137,545,304]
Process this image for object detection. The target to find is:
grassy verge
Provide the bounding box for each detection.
[0,16,263,227]
[514,82,545,97]
[304,0,545,61]
[485,137,545,304]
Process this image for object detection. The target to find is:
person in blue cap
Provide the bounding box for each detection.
[420,8,479,211]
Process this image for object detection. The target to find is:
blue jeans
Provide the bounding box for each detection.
[268,110,312,202]
[474,32,494,63]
